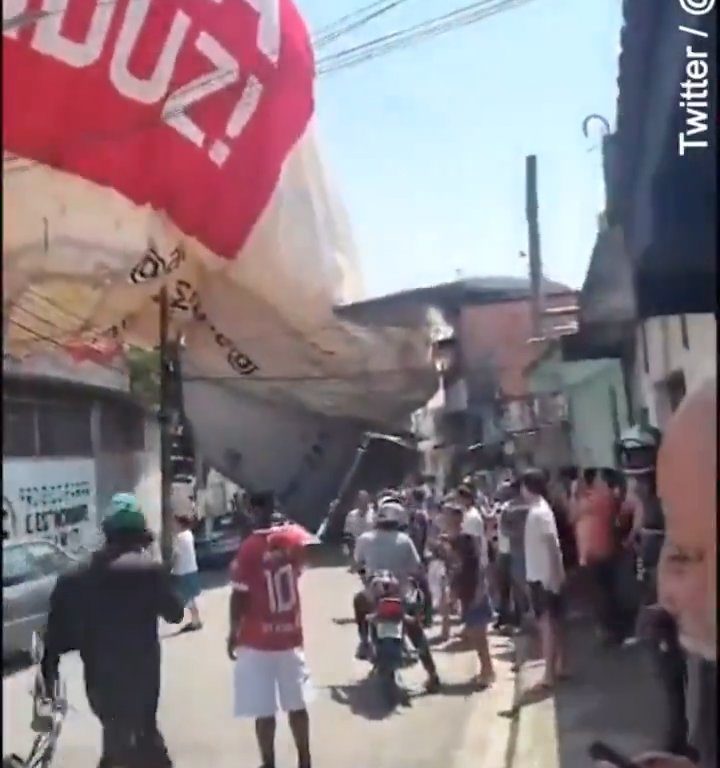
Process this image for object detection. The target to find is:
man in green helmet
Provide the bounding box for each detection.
[42,493,185,768]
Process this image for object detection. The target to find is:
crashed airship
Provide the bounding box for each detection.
[3,0,442,524]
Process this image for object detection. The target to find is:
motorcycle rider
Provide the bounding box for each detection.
[352,495,441,692]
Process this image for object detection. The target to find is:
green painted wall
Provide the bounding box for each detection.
[530,355,629,469]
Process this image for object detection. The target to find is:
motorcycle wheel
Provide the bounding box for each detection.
[378,666,399,707]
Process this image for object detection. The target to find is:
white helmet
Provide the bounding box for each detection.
[374,498,404,526]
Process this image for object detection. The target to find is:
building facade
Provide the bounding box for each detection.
[529,350,630,469]
[634,313,716,431]
[575,1,716,434]
[2,353,159,549]
[413,287,580,484]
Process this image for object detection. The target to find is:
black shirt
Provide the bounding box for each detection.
[43,548,184,719]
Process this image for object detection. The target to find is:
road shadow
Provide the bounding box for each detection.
[326,678,410,721]
[498,681,555,718]
[552,624,664,766]
[434,637,473,654]
[438,678,493,698]
[331,617,356,627]
[492,648,517,664]
[198,569,230,592]
[2,653,32,678]
[306,545,348,570]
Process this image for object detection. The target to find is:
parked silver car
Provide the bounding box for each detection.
[2,540,82,660]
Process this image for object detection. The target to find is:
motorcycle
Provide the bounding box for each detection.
[366,571,423,705]
[3,633,67,768]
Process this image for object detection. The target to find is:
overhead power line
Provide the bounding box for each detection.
[3,0,536,176]
[8,306,541,387]
[312,0,415,50]
[317,0,537,76]
[7,317,129,377]
[312,0,394,38]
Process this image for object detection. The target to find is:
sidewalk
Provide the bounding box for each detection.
[509,619,664,767]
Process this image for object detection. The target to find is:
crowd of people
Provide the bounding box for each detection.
[35,380,715,768]
[338,377,716,768]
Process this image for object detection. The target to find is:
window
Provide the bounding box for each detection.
[2,545,41,588]
[2,400,37,457]
[25,542,76,577]
[100,402,145,452]
[37,402,92,456]
[679,315,690,350]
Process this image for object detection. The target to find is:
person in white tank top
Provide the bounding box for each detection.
[172,516,203,632]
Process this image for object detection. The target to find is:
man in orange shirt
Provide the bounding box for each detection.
[571,468,621,644]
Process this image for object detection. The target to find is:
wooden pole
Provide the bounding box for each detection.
[159,286,174,565]
[526,155,543,339]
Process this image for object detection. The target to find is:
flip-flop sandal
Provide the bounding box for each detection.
[527,680,554,695]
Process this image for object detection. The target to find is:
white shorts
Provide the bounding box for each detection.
[233,647,314,719]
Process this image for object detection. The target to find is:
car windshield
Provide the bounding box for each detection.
[207,514,240,534]
[2,545,40,588]
[25,541,76,577]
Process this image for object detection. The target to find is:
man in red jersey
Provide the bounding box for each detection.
[227,492,313,768]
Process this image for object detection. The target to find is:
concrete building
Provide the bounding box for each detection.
[2,351,160,549]
[406,279,579,485]
[574,1,716,430]
[635,314,716,430]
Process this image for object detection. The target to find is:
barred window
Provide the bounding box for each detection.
[2,400,37,457]
[37,402,92,456]
[100,402,145,452]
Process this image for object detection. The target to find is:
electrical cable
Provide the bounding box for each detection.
[311,0,394,39]
[318,0,505,64]
[313,0,414,50]
[8,305,536,386]
[7,317,129,377]
[317,0,535,75]
[4,0,537,176]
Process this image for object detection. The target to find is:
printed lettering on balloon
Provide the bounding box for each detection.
[129,245,186,285]
[149,276,260,377]
[4,0,314,259]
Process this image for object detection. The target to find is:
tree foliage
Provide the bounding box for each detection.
[127,346,160,407]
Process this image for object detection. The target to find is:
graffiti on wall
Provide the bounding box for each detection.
[3,459,97,550]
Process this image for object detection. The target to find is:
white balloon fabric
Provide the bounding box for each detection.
[3,0,437,518]
[3,0,437,418]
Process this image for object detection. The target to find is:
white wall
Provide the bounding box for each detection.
[635,313,716,428]
[3,457,98,549]
[3,411,160,551]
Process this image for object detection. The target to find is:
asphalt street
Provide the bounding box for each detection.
[3,564,523,768]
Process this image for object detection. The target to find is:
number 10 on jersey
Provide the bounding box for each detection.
[263,563,298,614]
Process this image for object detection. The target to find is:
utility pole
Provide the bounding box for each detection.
[525,155,544,339]
[158,287,174,565]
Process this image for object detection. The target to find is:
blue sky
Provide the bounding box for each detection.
[298,0,624,298]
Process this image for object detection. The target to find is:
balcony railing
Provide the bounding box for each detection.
[500,393,569,433]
